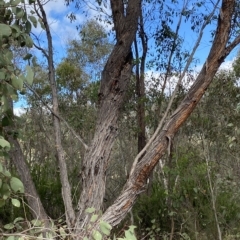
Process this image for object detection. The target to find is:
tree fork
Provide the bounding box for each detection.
[75,0,142,234]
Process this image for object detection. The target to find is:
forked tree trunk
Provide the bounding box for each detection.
[75,0,141,233]
[101,0,240,227]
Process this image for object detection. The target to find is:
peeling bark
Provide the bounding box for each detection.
[75,0,141,234]
[101,0,240,226]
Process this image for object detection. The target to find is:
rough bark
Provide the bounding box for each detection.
[8,137,48,222]
[134,10,147,153]
[101,0,240,226]
[75,0,141,233]
[36,0,75,227]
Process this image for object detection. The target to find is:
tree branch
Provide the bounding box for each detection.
[25,83,89,150]
[102,0,237,227]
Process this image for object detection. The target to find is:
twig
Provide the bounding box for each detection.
[25,82,89,150]
[129,0,220,176]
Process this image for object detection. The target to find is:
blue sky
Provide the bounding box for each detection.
[14,0,239,113]
[30,0,239,70]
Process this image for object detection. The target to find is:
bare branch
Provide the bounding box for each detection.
[25,83,89,150]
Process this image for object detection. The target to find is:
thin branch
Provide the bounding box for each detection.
[32,42,48,59]
[130,0,220,176]
[202,136,222,240]
[25,83,89,150]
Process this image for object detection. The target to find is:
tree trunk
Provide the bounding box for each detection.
[75,0,141,233]
[134,10,147,153]
[8,137,49,222]
[101,0,240,227]
[36,0,75,227]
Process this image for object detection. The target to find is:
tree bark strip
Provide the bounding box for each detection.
[75,0,141,232]
[101,0,239,226]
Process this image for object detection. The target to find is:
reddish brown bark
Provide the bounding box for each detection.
[134,10,147,153]
[101,0,240,226]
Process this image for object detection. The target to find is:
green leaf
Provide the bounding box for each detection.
[0,199,5,207]
[11,24,21,37]
[85,207,95,213]
[0,163,3,173]
[83,237,89,240]
[1,96,10,112]
[14,217,24,223]
[25,20,32,34]
[38,18,45,29]
[25,65,34,85]
[29,0,36,3]
[12,6,16,14]
[0,71,5,80]
[11,74,23,90]
[6,237,15,240]
[10,0,21,6]
[11,198,21,207]
[125,226,137,240]
[0,179,2,189]
[90,214,98,222]
[10,177,24,193]
[99,221,112,236]
[23,53,32,60]
[31,219,42,227]
[0,138,11,151]
[29,15,37,28]
[92,230,102,240]
[0,24,12,37]
[4,223,15,230]
[16,7,24,19]
[25,34,33,47]
[5,49,13,62]
[59,227,67,238]
[3,170,11,177]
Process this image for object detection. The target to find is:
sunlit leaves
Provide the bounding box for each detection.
[10,177,24,193]
[10,0,21,5]
[0,136,11,151]
[25,65,34,85]
[29,15,38,28]
[0,24,12,37]
[11,198,21,207]
[99,221,112,236]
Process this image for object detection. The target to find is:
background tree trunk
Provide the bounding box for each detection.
[35,0,75,227]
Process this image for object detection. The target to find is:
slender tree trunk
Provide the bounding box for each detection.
[134,9,147,153]
[36,0,75,227]
[75,0,141,234]
[101,0,240,227]
[8,137,49,222]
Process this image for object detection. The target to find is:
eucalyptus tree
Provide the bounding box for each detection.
[2,0,240,239]
[72,0,240,235]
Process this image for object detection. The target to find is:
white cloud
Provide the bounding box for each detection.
[14,107,26,116]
